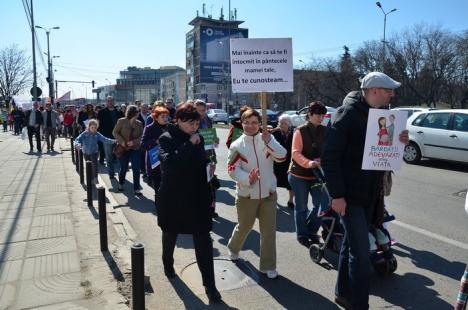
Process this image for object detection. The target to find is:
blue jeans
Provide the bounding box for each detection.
[118,149,141,190]
[103,142,117,176]
[336,205,371,310]
[288,174,329,238]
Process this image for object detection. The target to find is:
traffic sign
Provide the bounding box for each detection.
[30,86,43,97]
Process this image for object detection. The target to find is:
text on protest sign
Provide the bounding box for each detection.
[198,128,218,150]
[148,145,160,169]
[230,38,293,93]
[362,109,408,171]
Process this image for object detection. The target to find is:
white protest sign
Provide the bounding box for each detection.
[362,109,408,171]
[230,38,293,93]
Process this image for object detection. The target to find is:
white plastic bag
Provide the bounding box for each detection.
[21,127,27,140]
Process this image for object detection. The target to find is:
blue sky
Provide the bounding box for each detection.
[2,0,467,99]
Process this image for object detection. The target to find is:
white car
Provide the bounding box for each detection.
[404,109,468,164]
[207,109,229,124]
[391,107,437,118]
[288,106,337,128]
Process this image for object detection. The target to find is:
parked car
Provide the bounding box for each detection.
[404,109,468,164]
[391,106,437,118]
[207,109,229,124]
[255,109,279,127]
[288,106,337,128]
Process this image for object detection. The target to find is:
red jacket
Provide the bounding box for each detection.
[63,112,74,126]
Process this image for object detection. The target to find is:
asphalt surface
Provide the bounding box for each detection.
[101,127,467,309]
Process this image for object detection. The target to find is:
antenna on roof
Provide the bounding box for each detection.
[196,10,199,17]
[220,7,224,20]
[202,3,206,16]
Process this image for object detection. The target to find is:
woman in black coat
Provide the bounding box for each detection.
[140,106,169,209]
[271,114,295,208]
[157,103,221,303]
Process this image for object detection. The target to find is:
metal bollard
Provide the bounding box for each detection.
[86,161,93,206]
[79,150,84,184]
[71,138,75,164]
[97,187,108,251]
[73,148,80,174]
[131,243,145,310]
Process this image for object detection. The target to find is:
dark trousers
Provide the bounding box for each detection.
[27,126,41,151]
[150,172,162,208]
[118,149,141,190]
[98,141,105,163]
[336,206,371,310]
[162,231,215,287]
[44,127,57,150]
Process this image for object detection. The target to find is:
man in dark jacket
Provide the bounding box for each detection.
[321,72,408,310]
[97,96,123,178]
[25,102,44,153]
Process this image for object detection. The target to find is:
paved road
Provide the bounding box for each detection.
[101,127,467,309]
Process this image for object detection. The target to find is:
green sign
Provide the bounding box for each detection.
[232,128,243,142]
[199,128,218,150]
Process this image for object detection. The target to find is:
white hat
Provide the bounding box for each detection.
[360,72,401,89]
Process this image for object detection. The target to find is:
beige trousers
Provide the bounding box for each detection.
[228,192,277,271]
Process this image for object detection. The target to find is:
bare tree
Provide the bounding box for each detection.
[0,44,33,99]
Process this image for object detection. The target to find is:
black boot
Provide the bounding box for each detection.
[205,285,222,303]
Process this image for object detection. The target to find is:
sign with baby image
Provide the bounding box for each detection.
[362,109,407,171]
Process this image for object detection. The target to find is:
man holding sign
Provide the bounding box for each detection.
[321,72,408,309]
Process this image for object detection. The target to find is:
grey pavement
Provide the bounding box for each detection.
[0,131,128,310]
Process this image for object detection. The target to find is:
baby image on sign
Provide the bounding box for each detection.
[362,109,407,171]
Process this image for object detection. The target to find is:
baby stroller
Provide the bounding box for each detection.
[307,169,398,276]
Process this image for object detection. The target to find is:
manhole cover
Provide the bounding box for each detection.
[453,190,467,198]
[180,258,258,293]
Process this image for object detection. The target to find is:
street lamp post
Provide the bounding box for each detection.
[376,2,396,72]
[35,25,60,103]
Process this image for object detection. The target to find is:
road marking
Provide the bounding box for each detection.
[393,220,468,250]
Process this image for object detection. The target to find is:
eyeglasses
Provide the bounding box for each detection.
[242,121,260,126]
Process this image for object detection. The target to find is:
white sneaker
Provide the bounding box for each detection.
[228,250,239,261]
[261,269,278,279]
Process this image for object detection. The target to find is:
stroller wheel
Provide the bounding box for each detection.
[309,244,324,263]
[388,255,398,273]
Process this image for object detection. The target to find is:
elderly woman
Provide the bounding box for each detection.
[113,105,144,195]
[271,114,294,208]
[157,103,221,303]
[140,106,169,208]
[288,101,329,247]
[227,108,287,279]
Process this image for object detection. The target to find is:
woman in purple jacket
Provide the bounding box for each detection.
[140,106,169,210]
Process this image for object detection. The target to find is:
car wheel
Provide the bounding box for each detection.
[403,142,421,164]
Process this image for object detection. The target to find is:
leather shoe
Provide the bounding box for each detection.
[205,286,222,303]
[297,236,312,248]
[335,295,352,309]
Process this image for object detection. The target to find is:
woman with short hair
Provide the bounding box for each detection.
[113,105,144,194]
[271,113,294,208]
[227,108,287,279]
[140,106,169,208]
[288,101,329,247]
[157,103,221,303]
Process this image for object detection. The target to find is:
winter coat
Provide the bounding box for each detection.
[112,118,144,150]
[24,109,43,127]
[321,90,385,224]
[157,124,212,233]
[42,110,60,128]
[228,132,287,199]
[97,107,124,138]
[74,131,115,155]
[140,121,167,176]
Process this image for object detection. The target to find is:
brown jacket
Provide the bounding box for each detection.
[112,117,143,150]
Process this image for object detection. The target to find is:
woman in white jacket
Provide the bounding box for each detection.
[227,108,287,279]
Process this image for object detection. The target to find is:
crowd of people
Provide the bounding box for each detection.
[4,72,420,308]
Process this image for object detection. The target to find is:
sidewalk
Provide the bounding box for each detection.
[0,131,128,310]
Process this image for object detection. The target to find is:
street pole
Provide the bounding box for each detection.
[30,0,38,103]
[46,31,52,104]
[376,2,397,72]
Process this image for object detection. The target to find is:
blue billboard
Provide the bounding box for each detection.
[200,26,248,83]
